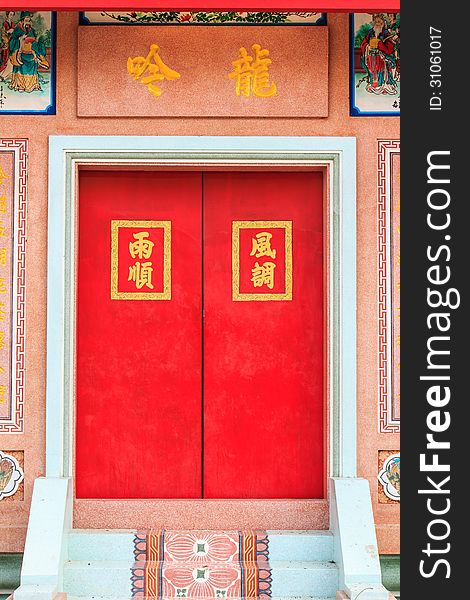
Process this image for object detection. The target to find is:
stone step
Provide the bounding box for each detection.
[68,530,135,563]
[67,530,335,563]
[67,597,337,600]
[63,559,339,598]
[132,559,271,567]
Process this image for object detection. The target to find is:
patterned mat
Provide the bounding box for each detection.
[131,530,272,599]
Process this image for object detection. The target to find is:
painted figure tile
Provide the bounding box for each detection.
[80,11,327,26]
[0,11,55,115]
[350,13,400,116]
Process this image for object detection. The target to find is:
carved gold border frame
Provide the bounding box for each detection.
[0,139,27,434]
[378,140,400,433]
[110,219,171,300]
[232,220,293,301]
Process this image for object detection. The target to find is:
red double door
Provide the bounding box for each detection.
[76,170,324,500]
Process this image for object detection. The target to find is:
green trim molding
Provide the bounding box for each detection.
[0,552,22,597]
[380,554,400,597]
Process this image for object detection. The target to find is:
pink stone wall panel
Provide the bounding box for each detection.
[77,26,328,117]
[0,151,14,422]
[391,153,400,421]
[0,12,399,554]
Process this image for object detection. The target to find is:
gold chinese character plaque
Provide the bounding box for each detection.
[111,220,171,300]
[232,221,292,301]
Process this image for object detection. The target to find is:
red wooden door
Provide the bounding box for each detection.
[76,170,324,500]
[203,171,324,499]
[76,170,203,499]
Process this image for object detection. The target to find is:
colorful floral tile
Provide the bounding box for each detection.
[164,531,240,564]
[378,450,400,504]
[0,449,24,501]
[80,12,327,26]
[131,530,272,599]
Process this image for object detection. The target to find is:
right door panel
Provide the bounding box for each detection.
[203,171,324,499]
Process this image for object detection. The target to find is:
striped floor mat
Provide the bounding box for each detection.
[131,530,272,599]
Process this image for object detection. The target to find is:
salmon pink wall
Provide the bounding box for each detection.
[0,11,399,554]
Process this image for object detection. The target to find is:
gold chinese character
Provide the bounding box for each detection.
[0,221,6,237]
[229,44,277,98]
[0,166,8,186]
[251,261,276,290]
[0,332,4,350]
[129,231,155,260]
[0,278,6,293]
[0,248,6,266]
[127,44,181,98]
[0,302,5,321]
[0,385,4,405]
[128,261,154,290]
[250,232,276,259]
[0,194,6,213]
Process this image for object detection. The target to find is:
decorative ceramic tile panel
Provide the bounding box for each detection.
[0,139,27,434]
[378,450,400,503]
[80,11,327,26]
[378,140,400,433]
[0,11,56,114]
[132,530,272,599]
[0,449,24,500]
[350,13,400,116]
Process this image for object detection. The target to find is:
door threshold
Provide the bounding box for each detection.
[73,498,329,530]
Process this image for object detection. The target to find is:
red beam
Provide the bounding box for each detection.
[1,1,400,11]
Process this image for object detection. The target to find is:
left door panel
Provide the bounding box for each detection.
[76,171,203,499]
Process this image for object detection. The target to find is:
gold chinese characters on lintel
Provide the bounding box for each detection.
[127,42,277,98]
[229,44,277,98]
[111,220,171,301]
[127,44,181,97]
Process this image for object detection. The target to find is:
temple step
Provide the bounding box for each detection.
[66,597,338,600]
[63,529,339,598]
[68,530,335,563]
[67,597,338,600]
[63,559,338,598]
